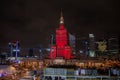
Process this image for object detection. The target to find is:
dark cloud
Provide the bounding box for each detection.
[0,0,120,47]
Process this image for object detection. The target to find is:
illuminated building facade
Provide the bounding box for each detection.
[8,41,20,57]
[49,12,74,59]
[89,34,96,57]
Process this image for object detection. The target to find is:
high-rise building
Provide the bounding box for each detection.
[76,35,88,56]
[89,34,96,57]
[49,12,74,59]
[8,41,20,57]
[97,40,107,52]
[69,33,76,54]
[108,37,119,54]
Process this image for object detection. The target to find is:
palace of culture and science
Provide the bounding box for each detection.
[0,11,120,80]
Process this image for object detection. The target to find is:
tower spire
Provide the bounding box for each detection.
[60,9,64,24]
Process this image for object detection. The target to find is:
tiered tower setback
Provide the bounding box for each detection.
[49,12,74,59]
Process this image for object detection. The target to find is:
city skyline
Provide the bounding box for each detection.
[0,0,120,47]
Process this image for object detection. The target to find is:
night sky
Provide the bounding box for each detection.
[0,0,120,48]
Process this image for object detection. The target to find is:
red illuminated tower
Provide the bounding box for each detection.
[49,12,74,59]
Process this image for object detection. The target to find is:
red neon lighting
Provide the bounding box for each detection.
[49,23,74,59]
